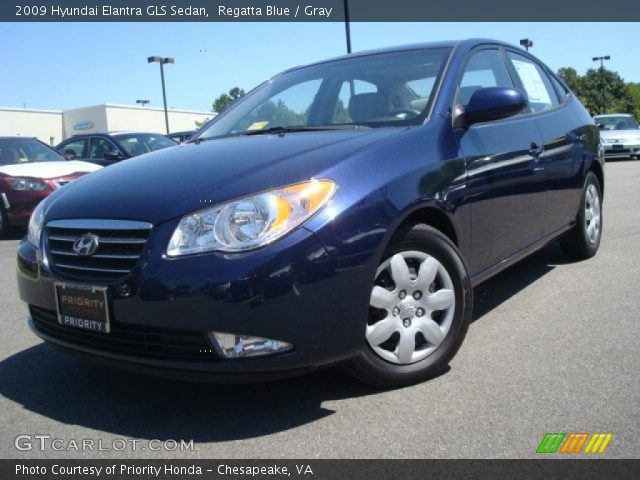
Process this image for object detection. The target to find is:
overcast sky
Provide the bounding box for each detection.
[1,22,637,112]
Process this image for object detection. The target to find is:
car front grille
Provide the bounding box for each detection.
[30,305,217,361]
[46,219,152,282]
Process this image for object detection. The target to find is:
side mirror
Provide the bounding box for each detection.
[104,152,124,162]
[597,123,605,130]
[62,149,76,160]
[453,87,527,128]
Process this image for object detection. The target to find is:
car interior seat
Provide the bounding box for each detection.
[348,93,387,122]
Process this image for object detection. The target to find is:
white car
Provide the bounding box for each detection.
[594,114,640,159]
[0,136,101,236]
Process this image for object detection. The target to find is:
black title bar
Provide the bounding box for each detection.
[2,459,640,480]
[3,0,640,22]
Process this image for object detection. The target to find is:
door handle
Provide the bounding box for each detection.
[529,143,544,158]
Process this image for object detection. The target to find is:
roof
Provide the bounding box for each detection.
[282,38,515,73]
[64,104,212,115]
[0,106,62,114]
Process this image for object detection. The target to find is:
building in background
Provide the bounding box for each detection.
[0,104,212,145]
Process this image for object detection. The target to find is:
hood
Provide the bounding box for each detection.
[44,128,404,224]
[0,160,101,178]
[600,129,640,142]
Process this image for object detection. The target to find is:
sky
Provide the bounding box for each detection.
[0,22,638,112]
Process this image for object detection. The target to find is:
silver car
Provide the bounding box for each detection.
[594,113,640,159]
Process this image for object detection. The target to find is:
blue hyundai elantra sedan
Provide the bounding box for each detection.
[17,39,603,387]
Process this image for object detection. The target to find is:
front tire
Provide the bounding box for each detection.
[344,224,472,388]
[560,171,602,260]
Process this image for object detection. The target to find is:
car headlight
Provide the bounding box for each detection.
[28,200,46,247]
[167,179,336,256]
[11,177,49,191]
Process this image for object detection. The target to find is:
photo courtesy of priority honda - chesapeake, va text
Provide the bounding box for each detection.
[16,39,603,387]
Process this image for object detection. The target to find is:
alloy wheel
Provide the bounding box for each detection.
[584,183,601,244]
[367,251,455,364]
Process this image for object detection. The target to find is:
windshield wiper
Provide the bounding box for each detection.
[242,124,371,136]
[190,124,370,143]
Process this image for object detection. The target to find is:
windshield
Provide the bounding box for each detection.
[195,48,451,141]
[595,116,639,131]
[114,133,177,157]
[0,138,62,166]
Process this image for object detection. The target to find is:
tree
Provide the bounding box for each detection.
[578,69,633,115]
[627,83,640,120]
[557,67,580,94]
[213,87,246,114]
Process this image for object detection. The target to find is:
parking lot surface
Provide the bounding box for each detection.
[0,160,638,459]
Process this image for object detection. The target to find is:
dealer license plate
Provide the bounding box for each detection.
[54,283,110,334]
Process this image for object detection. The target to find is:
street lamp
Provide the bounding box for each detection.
[519,38,533,52]
[147,56,174,134]
[343,0,352,54]
[136,99,150,107]
[592,55,611,114]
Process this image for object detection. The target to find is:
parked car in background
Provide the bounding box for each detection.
[168,130,196,143]
[0,137,100,236]
[594,113,640,159]
[18,39,603,387]
[56,132,177,166]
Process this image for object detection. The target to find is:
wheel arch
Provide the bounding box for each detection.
[589,159,604,197]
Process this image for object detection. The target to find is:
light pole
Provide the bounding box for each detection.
[147,56,174,134]
[343,0,351,54]
[136,99,150,107]
[592,55,611,114]
[519,38,533,52]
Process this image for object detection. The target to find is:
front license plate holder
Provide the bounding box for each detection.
[54,283,111,334]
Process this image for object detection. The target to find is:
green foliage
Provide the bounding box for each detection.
[578,69,633,115]
[194,117,211,128]
[212,87,246,114]
[234,99,308,131]
[627,83,640,120]
[556,66,635,117]
[557,67,580,94]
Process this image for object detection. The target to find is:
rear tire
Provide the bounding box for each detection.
[344,224,472,388]
[560,171,602,260]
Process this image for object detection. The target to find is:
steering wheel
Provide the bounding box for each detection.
[384,108,421,120]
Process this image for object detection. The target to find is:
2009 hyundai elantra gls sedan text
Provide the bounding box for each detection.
[17,39,603,387]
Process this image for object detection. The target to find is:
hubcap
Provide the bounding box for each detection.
[367,251,455,365]
[584,183,601,244]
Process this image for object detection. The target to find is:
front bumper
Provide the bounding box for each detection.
[17,220,376,379]
[602,142,640,158]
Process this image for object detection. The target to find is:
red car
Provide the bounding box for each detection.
[0,137,101,236]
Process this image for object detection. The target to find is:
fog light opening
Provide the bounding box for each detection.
[208,332,293,359]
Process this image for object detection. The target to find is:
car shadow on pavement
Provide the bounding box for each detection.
[471,241,570,322]
[0,342,384,442]
[0,241,569,443]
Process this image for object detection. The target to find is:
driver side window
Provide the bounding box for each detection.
[456,49,513,106]
[89,137,118,160]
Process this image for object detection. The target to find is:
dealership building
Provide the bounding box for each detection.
[0,104,213,145]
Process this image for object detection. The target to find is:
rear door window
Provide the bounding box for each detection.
[506,52,559,113]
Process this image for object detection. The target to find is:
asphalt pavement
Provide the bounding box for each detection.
[1,159,638,459]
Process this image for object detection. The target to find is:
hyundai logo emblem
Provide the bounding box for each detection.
[72,234,100,256]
